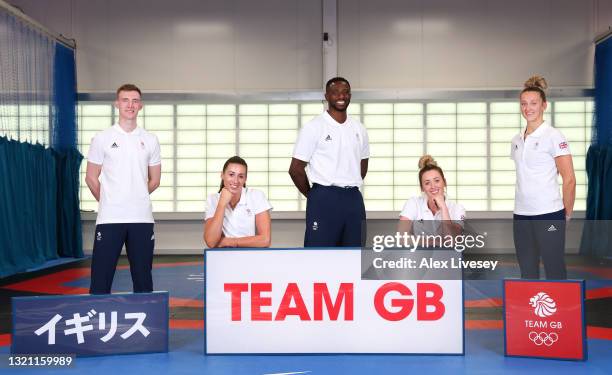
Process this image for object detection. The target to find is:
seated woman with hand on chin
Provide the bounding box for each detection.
[204,156,272,248]
[398,155,465,242]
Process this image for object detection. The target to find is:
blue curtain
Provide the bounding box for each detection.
[52,44,77,152]
[53,42,82,259]
[580,35,612,257]
[0,138,57,276]
[54,147,84,258]
[592,35,612,146]
[0,8,83,277]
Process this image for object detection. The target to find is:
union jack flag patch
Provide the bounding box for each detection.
[559,142,568,150]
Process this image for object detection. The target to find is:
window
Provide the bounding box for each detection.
[238,104,303,210]
[0,104,50,144]
[553,101,591,211]
[77,104,113,211]
[75,99,593,213]
[175,104,236,212]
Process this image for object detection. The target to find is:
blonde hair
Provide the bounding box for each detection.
[418,154,437,170]
[418,154,446,189]
[521,75,548,102]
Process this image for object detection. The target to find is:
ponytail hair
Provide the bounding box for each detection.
[219,156,248,193]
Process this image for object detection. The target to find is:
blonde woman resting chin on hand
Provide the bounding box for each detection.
[399,155,465,245]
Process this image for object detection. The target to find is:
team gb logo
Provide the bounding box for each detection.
[530,292,557,318]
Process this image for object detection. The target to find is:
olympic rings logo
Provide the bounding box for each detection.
[528,331,559,347]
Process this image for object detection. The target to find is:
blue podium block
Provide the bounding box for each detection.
[12,292,169,356]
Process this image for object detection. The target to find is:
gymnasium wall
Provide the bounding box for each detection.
[8,0,609,253]
[9,0,612,91]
